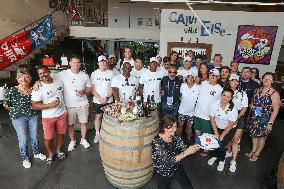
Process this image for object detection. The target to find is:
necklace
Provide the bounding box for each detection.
[18,85,30,95]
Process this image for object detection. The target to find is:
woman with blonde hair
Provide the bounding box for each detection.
[4,67,46,168]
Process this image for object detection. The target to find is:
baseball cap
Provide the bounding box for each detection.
[209,68,220,76]
[108,54,116,59]
[149,57,157,63]
[184,56,192,62]
[156,55,162,59]
[229,74,240,81]
[98,55,106,62]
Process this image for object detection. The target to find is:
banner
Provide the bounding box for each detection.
[0,14,55,70]
[233,25,278,65]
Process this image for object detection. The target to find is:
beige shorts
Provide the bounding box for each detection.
[67,105,89,125]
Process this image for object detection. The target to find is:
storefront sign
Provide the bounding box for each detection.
[169,11,229,36]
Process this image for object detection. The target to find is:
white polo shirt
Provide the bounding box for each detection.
[209,100,238,129]
[131,67,147,80]
[31,80,67,118]
[139,69,164,103]
[54,69,92,108]
[178,83,200,116]
[232,90,248,111]
[110,68,120,76]
[177,67,198,79]
[194,81,223,120]
[91,69,114,104]
[111,74,138,102]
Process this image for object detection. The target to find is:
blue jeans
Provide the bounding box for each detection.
[12,115,40,160]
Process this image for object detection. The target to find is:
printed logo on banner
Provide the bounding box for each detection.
[0,14,55,71]
[28,14,56,51]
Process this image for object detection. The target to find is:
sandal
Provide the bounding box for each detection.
[45,157,54,165]
[245,151,255,158]
[57,152,66,160]
[249,155,259,162]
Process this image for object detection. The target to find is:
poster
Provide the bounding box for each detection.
[233,25,278,65]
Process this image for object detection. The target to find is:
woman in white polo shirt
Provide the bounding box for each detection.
[207,88,238,172]
[227,74,248,172]
[178,75,200,140]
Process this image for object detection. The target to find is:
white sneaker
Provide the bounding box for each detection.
[34,153,47,160]
[94,133,100,143]
[23,160,31,169]
[68,140,76,152]
[229,160,237,173]
[225,151,233,158]
[217,161,225,172]
[208,157,217,166]
[80,138,90,148]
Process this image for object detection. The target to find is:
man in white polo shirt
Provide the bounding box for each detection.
[194,68,223,137]
[177,56,198,81]
[32,65,67,164]
[130,58,147,80]
[91,55,114,143]
[111,62,138,102]
[54,55,92,151]
[139,57,164,113]
[116,47,135,70]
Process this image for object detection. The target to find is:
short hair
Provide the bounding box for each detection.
[230,61,239,66]
[69,55,81,62]
[262,72,274,81]
[124,47,132,53]
[163,56,170,63]
[242,67,251,72]
[16,67,30,79]
[170,51,178,56]
[36,65,49,72]
[159,115,177,134]
[220,66,231,73]
[214,54,223,59]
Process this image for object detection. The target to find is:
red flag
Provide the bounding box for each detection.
[0,32,32,70]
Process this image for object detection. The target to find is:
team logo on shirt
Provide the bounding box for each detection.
[210,91,216,96]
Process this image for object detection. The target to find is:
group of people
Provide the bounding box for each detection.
[2,47,282,189]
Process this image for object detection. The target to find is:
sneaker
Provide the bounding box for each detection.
[34,153,47,160]
[229,160,237,172]
[23,160,31,169]
[225,151,233,158]
[217,161,225,172]
[94,133,100,144]
[80,138,90,148]
[68,140,76,152]
[208,157,217,166]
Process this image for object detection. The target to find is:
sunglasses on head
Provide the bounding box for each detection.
[125,78,130,86]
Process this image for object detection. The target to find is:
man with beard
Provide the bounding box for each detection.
[111,62,138,102]
[160,67,182,116]
[139,57,165,113]
[218,66,231,89]
[32,65,67,165]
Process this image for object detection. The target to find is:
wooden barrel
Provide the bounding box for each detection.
[278,152,284,189]
[99,111,159,189]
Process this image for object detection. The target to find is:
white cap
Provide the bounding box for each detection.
[156,55,162,59]
[108,54,116,59]
[150,57,157,63]
[184,56,192,62]
[98,55,106,62]
[209,68,220,76]
[229,74,240,81]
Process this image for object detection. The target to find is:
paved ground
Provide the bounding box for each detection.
[0,106,283,189]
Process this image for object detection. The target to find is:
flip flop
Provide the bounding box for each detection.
[57,152,66,160]
[45,157,54,165]
[245,151,255,158]
[249,155,259,162]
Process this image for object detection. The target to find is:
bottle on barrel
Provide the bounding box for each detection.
[144,95,151,117]
[150,91,156,110]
